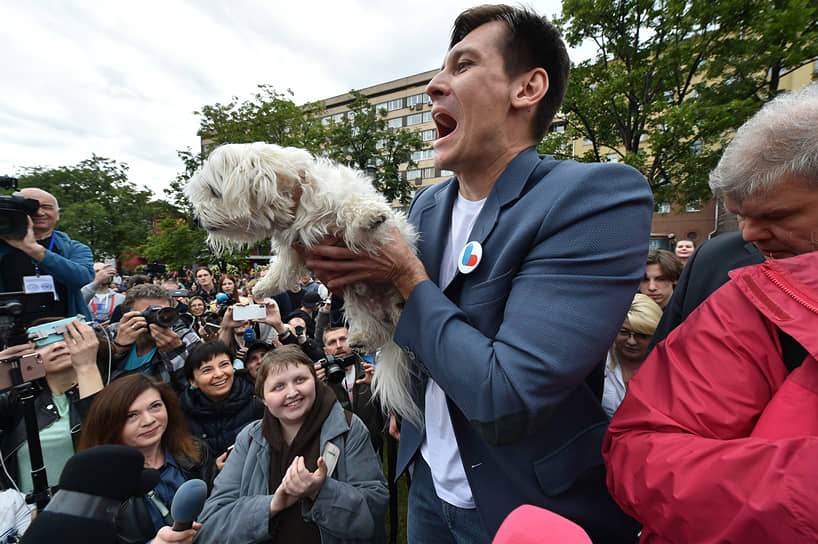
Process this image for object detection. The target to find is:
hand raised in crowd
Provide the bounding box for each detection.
[279,456,327,502]
[314,362,327,382]
[235,346,248,360]
[0,342,37,361]
[219,305,244,330]
[356,361,375,385]
[116,311,148,346]
[153,522,201,544]
[150,324,183,353]
[257,299,286,333]
[388,413,401,441]
[63,319,99,370]
[93,264,116,286]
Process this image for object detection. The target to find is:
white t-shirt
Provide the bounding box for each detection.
[420,192,485,509]
[602,351,626,419]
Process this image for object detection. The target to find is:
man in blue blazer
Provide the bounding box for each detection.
[307,5,652,542]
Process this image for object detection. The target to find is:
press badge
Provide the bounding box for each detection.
[23,275,59,300]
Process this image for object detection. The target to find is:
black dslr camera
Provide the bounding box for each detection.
[318,353,360,384]
[141,305,179,328]
[0,176,40,239]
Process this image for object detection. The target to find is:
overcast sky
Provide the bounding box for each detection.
[1,1,584,199]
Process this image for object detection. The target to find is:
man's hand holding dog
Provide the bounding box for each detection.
[304,225,429,300]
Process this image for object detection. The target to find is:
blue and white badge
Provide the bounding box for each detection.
[458,241,482,274]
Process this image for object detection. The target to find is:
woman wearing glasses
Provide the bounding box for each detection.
[602,294,663,418]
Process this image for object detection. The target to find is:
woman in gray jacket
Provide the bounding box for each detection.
[195,345,387,544]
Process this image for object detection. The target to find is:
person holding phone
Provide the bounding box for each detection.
[195,345,388,544]
[82,262,126,325]
[0,318,103,494]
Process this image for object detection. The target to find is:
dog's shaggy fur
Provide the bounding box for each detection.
[186,142,421,425]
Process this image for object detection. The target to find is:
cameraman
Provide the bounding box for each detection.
[107,285,200,393]
[0,188,93,320]
[321,326,383,455]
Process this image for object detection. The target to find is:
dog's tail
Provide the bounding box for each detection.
[373,341,423,430]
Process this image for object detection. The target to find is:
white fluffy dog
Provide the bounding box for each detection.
[185,142,421,425]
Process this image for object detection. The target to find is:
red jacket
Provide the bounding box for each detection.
[603,252,818,543]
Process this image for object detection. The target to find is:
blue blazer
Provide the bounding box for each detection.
[394,147,652,542]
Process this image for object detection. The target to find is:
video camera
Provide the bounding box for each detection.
[318,353,360,384]
[0,176,40,239]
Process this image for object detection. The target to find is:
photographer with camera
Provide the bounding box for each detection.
[0,318,103,497]
[0,188,94,321]
[107,285,200,393]
[319,327,383,456]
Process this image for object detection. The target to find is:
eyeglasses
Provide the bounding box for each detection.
[617,328,652,341]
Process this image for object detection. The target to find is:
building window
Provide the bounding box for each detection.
[606,153,618,163]
[406,113,424,126]
[422,167,437,178]
[550,123,565,133]
[331,113,345,123]
[406,93,430,107]
[375,139,385,150]
[406,169,422,181]
[411,149,434,161]
[387,117,403,129]
[583,137,592,146]
[387,98,404,111]
[374,102,387,114]
[422,111,433,123]
[685,199,702,212]
[440,169,454,177]
[656,202,670,214]
[321,116,331,126]
[421,128,437,141]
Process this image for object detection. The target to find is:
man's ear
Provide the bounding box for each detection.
[511,67,549,110]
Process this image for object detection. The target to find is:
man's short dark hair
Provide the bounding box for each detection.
[121,284,173,313]
[646,249,683,283]
[450,4,570,140]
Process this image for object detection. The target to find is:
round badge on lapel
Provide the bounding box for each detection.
[458,241,483,274]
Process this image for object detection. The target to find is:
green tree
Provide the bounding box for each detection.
[542,0,818,206]
[325,91,424,205]
[15,156,163,260]
[141,217,208,271]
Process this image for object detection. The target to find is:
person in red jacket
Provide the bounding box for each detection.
[604,83,818,543]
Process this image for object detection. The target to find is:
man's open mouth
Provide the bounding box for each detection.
[434,112,457,138]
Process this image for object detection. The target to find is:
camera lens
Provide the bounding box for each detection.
[294,326,305,336]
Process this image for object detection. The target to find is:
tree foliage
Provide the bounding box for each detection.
[15,156,165,260]
[540,0,818,206]
[141,217,208,271]
[325,91,424,205]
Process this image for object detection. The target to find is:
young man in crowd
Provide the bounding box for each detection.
[638,249,683,310]
[305,5,651,541]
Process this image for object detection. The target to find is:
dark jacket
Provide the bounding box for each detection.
[179,377,264,456]
[0,382,96,489]
[328,358,384,454]
[116,440,217,544]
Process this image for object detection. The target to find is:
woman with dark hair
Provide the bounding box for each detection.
[196,345,388,544]
[179,341,264,467]
[80,374,215,542]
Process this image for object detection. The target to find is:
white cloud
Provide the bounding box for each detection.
[0,0,574,198]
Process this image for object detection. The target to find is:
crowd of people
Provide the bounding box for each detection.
[1,3,817,544]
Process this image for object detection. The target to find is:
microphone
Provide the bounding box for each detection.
[170,479,208,531]
[243,327,256,343]
[215,292,228,304]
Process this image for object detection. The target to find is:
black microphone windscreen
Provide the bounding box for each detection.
[59,445,160,501]
[170,478,208,529]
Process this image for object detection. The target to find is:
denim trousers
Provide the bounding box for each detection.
[407,456,491,544]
